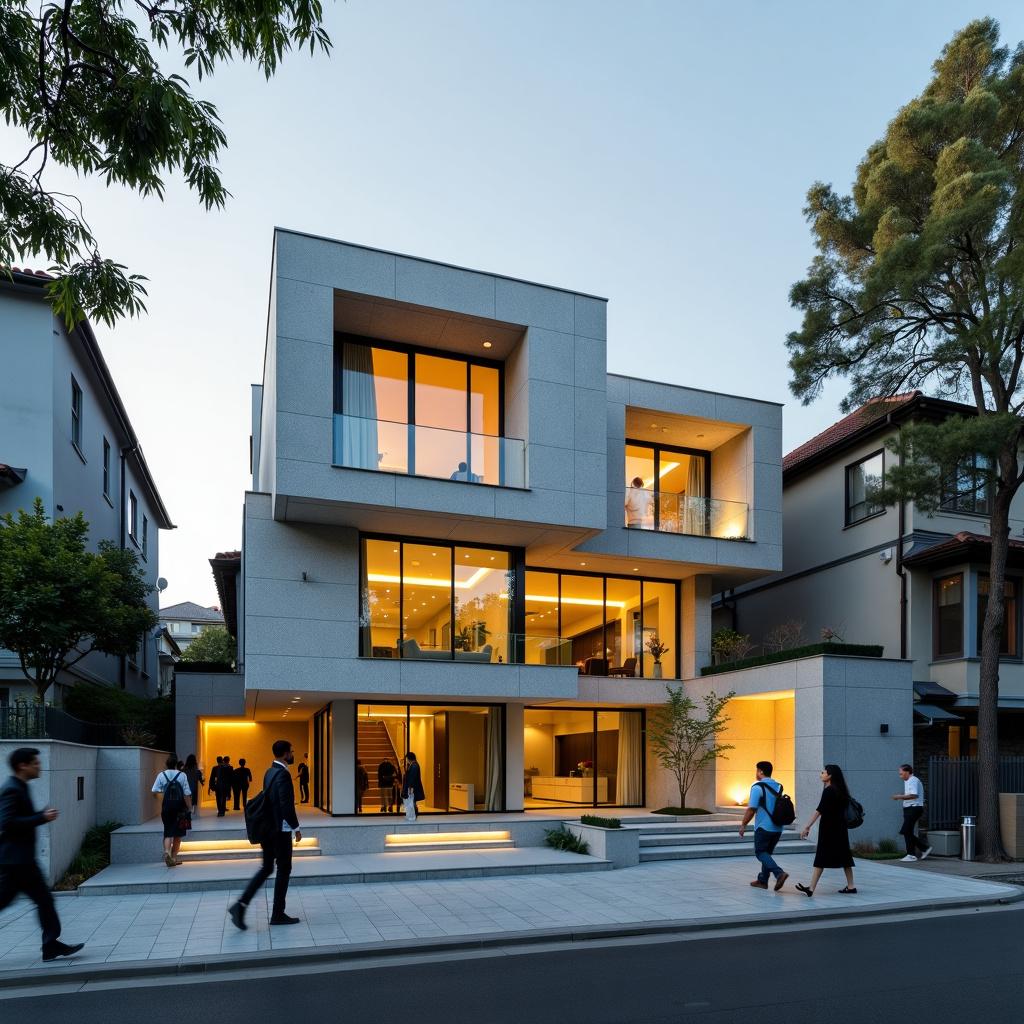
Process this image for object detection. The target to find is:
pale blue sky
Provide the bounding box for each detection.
[6,2,1024,606]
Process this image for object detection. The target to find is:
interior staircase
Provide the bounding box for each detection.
[622,818,811,862]
[358,720,402,808]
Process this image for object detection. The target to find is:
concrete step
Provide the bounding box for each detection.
[640,840,812,862]
[638,830,800,848]
[382,839,515,852]
[383,830,514,853]
[177,837,322,862]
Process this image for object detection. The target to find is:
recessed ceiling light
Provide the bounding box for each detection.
[579,561,587,566]
[632,567,639,572]
[650,423,657,429]
[483,340,493,349]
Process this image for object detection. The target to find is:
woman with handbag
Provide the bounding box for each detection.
[151,755,193,867]
[183,753,204,818]
[795,763,856,896]
[403,752,425,819]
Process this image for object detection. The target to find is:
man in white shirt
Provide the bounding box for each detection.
[892,763,931,861]
[625,477,652,528]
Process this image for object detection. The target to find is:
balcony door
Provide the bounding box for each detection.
[624,440,709,534]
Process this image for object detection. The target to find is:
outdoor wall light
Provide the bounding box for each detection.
[880,723,889,734]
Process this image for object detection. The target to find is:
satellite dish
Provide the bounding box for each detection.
[157,577,169,592]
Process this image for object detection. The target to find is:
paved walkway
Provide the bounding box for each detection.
[0,854,1017,975]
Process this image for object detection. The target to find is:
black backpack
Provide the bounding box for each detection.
[757,781,796,826]
[845,796,865,829]
[161,771,186,813]
[244,766,283,845]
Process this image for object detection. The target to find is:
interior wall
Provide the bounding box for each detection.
[715,696,795,809]
[448,711,486,798]
[407,715,435,806]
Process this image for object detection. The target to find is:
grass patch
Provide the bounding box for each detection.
[55,821,122,891]
[544,825,590,855]
[579,814,622,829]
[653,807,712,816]
[700,642,884,676]
[851,838,904,861]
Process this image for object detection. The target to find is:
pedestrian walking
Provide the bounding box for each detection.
[377,758,396,813]
[183,754,204,818]
[0,748,85,961]
[209,756,223,812]
[796,764,856,896]
[355,759,369,813]
[228,740,301,930]
[233,758,253,810]
[893,763,931,862]
[152,755,193,866]
[297,754,310,804]
[216,756,234,816]
[738,760,789,891]
[403,751,425,816]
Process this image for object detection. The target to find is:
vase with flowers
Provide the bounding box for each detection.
[577,759,594,777]
[646,635,669,678]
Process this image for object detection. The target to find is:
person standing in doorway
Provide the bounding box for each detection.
[0,748,85,961]
[893,763,931,862]
[216,756,234,816]
[738,761,789,891]
[377,758,395,814]
[209,756,223,812]
[228,740,301,930]
[355,760,369,813]
[183,754,204,818]
[233,758,253,811]
[297,754,310,804]
[403,752,425,815]
[152,755,193,866]
[796,764,856,897]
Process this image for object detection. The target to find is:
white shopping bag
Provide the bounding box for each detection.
[404,793,417,822]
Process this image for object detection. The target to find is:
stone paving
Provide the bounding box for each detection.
[0,853,1017,974]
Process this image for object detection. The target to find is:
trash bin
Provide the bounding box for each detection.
[961,815,976,861]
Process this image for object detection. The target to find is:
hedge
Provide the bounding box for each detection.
[700,642,884,676]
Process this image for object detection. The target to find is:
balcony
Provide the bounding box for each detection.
[624,488,749,539]
[368,633,573,665]
[334,414,526,488]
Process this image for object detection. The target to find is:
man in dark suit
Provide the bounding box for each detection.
[0,747,84,961]
[297,754,310,804]
[233,758,253,810]
[228,740,301,930]
[209,756,223,812]
[216,756,234,816]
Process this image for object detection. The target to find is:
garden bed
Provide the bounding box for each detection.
[701,642,884,676]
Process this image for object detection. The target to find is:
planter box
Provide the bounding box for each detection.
[925,830,961,857]
[999,793,1024,858]
[566,822,639,868]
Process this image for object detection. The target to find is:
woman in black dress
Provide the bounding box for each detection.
[796,764,856,896]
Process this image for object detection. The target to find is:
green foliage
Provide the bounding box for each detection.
[579,814,622,829]
[653,807,712,816]
[0,500,156,700]
[701,642,883,675]
[711,629,754,664]
[851,837,903,860]
[649,686,734,810]
[63,682,172,748]
[543,825,590,855]
[180,625,235,665]
[0,0,332,327]
[55,820,121,890]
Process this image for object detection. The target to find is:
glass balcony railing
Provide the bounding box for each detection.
[334,414,526,488]
[624,488,749,539]
[372,633,573,665]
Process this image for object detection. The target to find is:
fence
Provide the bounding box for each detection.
[927,755,1024,828]
[0,706,125,746]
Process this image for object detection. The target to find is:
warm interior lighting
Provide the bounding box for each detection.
[482,341,493,349]
[526,594,625,609]
[368,567,494,589]
[201,721,256,728]
[640,461,681,489]
[733,788,749,807]
[180,837,319,851]
[384,831,511,846]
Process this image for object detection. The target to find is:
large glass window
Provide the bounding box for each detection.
[624,441,709,534]
[524,707,644,808]
[524,570,565,665]
[941,454,992,516]
[977,576,1019,657]
[361,538,511,661]
[356,703,504,814]
[336,338,504,483]
[846,451,885,525]
[934,574,963,658]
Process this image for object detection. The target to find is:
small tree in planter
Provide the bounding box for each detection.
[645,635,669,678]
[711,628,755,667]
[649,685,735,810]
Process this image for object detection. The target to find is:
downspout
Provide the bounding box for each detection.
[119,447,127,689]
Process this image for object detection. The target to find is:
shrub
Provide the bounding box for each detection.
[580,814,622,829]
[711,628,755,664]
[877,837,900,854]
[701,642,884,675]
[653,806,712,815]
[180,626,235,666]
[544,825,590,855]
[63,683,172,749]
[55,820,122,890]
[764,620,805,654]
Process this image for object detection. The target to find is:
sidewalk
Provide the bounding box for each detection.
[0,853,1019,981]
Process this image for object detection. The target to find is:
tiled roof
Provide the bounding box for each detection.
[9,267,53,279]
[783,392,921,475]
[902,531,1024,567]
[209,551,241,639]
[159,601,224,622]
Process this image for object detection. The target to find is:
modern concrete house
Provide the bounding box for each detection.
[721,392,1024,765]
[178,229,791,816]
[159,601,225,652]
[0,268,173,704]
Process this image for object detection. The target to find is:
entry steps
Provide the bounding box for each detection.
[623,819,812,862]
[177,836,321,862]
[383,830,514,853]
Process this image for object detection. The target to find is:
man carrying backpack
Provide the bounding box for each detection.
[151,754,193,867]
[738,760,791,891]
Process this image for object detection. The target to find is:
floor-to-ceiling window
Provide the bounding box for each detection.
[334,337,510,484]
[523,569,679,678]
[355,702,505,814]
[524,707,644,808]
[625,440,710,535]
[313,704,331,812]
[361,537,513,661]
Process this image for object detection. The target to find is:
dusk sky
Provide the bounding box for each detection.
[6,1,1024,608]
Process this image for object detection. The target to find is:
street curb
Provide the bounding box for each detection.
[1,882,1021,992]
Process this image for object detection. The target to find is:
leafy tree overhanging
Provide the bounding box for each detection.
[0,0,332,327]
[787,18,1024,860]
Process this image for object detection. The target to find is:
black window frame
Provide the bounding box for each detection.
[624,438,712,534]
[70,376,83,455]
[933,572,965,660]
[102,437,111,502]
[142,514,149,559]
[940,453,993,517]
[845,449,886,527]
[128,490,138,542]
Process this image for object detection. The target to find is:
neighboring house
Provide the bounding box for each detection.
[154,626,182,697]
[720,391,1024,763]
[159,601,225,652]
[0,268,174,704]
[178,228,784,814]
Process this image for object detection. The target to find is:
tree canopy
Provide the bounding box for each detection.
[0,499,156,699]
[787,18,1024,859]
[0,0,332,327]
[180,623,234,665]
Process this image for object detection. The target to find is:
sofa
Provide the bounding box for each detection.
[399,639,494,663]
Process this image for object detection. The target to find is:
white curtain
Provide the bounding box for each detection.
[684,455,706,536]
[341,343,379,469]
[484,708,503,810]
[616,712,643,805]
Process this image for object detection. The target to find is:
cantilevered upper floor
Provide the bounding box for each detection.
[251,229,781,583]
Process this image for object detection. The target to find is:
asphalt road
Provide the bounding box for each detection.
[9,905,1024,1023]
